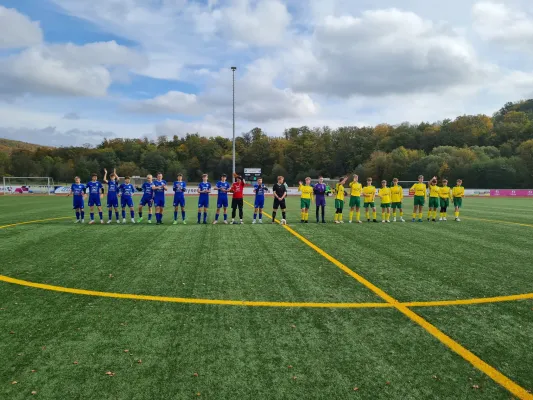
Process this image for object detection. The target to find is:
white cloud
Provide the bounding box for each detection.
[0,126,114,147]
[473,2,533,52]
[0,41,146,97]
[0,6,43,49]
[130,91,203,115]
[287,9,489,97]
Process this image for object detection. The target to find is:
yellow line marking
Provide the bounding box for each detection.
[0,274,389,309]
[405,293,533,307]
[0,272,531,309]
[244,201,533,400]
[0,217,71,229]
[465,216,533,229]
[2,215,532,309]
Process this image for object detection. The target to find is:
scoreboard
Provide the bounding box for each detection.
[244,168,262,182]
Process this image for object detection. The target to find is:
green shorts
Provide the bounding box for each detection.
[349,196,361,208]
[453,197,462,208]
[391,202,402,209]
[440,198,450,208]
[334,199,344,210]
[413,196,425,206]
[381,203,391,208]
[363,202,375,208]
[300,198,311,209]
[428,197,439,208]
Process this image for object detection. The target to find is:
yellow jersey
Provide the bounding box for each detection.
[378,187,391,203]
[411,183,426,197]
[349,181,362,196]
[439,186,451,199]
[335,183,345,201]
[299,184,314,200]
[452,186,465,198]
[391,185,403,203]
[428,184,440,198]
[362,185,376,203]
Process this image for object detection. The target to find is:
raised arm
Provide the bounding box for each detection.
[103,168,108,184]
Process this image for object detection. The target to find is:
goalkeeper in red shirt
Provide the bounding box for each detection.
[230,173,245,224]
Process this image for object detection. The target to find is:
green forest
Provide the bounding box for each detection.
[1,100,533,188]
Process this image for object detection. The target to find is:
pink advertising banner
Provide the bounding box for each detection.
[490,189,533,197]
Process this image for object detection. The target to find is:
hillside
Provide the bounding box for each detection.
[0,138,54,154]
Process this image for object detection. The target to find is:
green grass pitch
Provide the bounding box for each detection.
[0,195,532,399]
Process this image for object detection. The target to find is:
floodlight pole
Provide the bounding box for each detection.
[231,66,237,182]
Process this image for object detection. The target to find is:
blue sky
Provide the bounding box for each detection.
[1,0,533,146]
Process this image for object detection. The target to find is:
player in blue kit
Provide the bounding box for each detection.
[69,176,86,223]
[213,173,230,224]
[152,172,167,224]
[119,176,136,224]
[252,177,268,224]
[103,168,120,224]
[197,174,211,224]
[86,173,104,224]
[137,174,154,223]
[173,174,187,225]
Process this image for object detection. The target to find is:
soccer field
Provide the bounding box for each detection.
[0,196,532,400]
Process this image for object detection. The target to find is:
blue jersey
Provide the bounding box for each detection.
[173,181,186,197]
[119,183,135,197]
[198,182,211,197]
[87,181,103,196]
[71,183,86,197]
[107,180,119,197]
[141,182,153,197]
[216,181,230,198]
[153,180,167,199]
[254,184,267,198]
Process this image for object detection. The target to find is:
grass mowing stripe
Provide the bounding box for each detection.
[244,200,533,400]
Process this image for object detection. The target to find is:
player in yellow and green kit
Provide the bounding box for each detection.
[362,178,378,223]
[427,176,439,222]
[377,180,392,223]
[348,174,363,224]
[452,179,465,222]
[298,177,314,223]
[438,179,452,221]
[410,175,426,222]
[390,178,405,222]
[334,177,348,223]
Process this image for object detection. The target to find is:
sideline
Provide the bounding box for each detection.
[0,217,71,229]
[243,201,532,399]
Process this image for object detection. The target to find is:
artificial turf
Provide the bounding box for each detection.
[0,195,532,399]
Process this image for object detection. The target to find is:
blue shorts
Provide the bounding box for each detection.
[107,196,118,208]
[154,197,165,208]
[217,197,228,208]
[73,197,84,210]
[140,196,153,207]
[88,195,101,207]
[198,196,209,208]
[254,197,265,209]
[173,196,185,207]
[121,197,134,208]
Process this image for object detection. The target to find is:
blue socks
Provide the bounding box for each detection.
[98,212,103,220]
[203,212,207,223]
[174,211,178,220]
[122,210,126,219]
[108,210,112,220]
[115,211,119,220]
[81,211,85,220]
[130,210,135,219]
[76,211,80,220]
[198,212,201,223]
[215,213,220,221]
[224,213,227,221]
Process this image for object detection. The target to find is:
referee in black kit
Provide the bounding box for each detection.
[272,175,288,224]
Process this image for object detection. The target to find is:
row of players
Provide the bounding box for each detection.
[328,174,465,224]
[68,170,465,225]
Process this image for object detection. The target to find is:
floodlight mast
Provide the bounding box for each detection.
[231,66,237,181]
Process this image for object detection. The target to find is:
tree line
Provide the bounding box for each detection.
[1,100,533,188]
